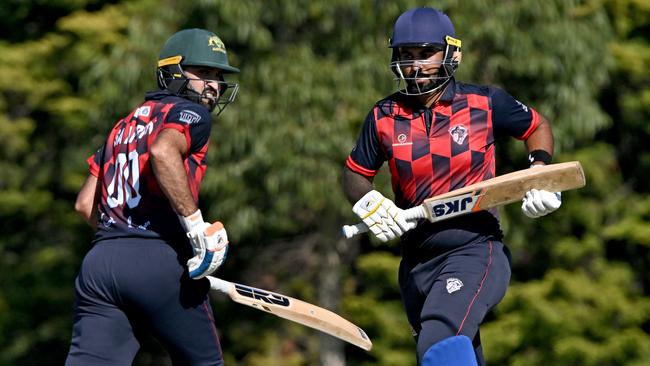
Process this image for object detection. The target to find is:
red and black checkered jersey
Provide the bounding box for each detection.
[347,79,540,209]
[87,91,212,243]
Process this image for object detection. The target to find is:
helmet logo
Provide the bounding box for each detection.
[208,36,226,54]
[445,35,462,48]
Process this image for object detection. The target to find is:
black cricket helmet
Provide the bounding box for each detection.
[157,28,239,115]
[389,7,462,95]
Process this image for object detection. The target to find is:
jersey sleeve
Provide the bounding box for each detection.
[86,144,104,177]
[346,109,385,177]
[163,103,213,152]
[490,87,541,140]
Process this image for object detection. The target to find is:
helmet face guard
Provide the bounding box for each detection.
[388,8,462,95]
[390,37,461,95]
[156,29,240,115]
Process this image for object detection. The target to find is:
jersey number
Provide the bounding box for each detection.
[107,151,142,209]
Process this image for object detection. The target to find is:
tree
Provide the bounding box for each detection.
[0,0,648,365]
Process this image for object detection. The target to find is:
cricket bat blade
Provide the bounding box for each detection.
[208,276,373,351]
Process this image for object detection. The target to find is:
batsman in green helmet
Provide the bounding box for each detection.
[67,29,239,365]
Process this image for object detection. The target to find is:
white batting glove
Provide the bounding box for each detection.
[521,188,562,218]
[352,190,416,242]
[521,164,563,218]
[179,210,229,279]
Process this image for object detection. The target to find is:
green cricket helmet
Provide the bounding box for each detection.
[157,28,239,115]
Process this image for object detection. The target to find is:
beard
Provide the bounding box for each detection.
[185,82,219,112]
[200,90,219,111]
[405,73,436,94]
[404,66,451,94]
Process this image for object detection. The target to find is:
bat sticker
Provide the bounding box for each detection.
[234,284,291,307]
[429,191,481,218]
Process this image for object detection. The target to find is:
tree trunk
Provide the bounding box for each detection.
[317,237,346,366]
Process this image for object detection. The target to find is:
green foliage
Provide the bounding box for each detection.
[450,0,613,150]
[483,266,650,366]
[602,0,650,192]
[0,0,648,365]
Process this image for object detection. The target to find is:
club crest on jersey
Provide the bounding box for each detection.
[446,277,463,294]
[179,110,201,124]
[449,125,468,145]
[134,106,150,118]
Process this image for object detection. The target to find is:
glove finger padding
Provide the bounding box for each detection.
[187,221,229,279]
[521,189,562,218]
[353,190,415,242]
[544,191,562,210]
[365,209,395,241]
[390,206,418,232]
[368,225,392,242]
[531,189,547,213]
[379,205,404,237]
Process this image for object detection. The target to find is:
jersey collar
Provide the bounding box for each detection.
[144,90,175,100]
[437,77,456,104]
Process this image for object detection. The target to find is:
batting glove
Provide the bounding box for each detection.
[521,164,563,218]
[352,190,416,242]
[521,189,562,218]
[179,210,229,279]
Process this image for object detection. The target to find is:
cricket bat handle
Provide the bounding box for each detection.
[207,276,232,294]
[341,206,427,239]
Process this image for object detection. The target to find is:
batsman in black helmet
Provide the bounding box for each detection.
[66,29,239,365]
[343,7,561,366]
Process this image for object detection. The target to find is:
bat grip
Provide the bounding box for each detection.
[207,276,231,294]
[403,206,427,220]
[341,206,427,239]
[341,222,367,239]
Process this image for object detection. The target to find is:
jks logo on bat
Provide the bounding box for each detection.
[235,284,291,307]
[429,191,481,218]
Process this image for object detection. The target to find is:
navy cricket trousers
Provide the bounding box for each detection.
[65,238,223,365]
[399,240,511,366]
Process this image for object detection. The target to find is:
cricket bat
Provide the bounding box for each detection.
[342,161,586,239]
[207,276,373,351]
